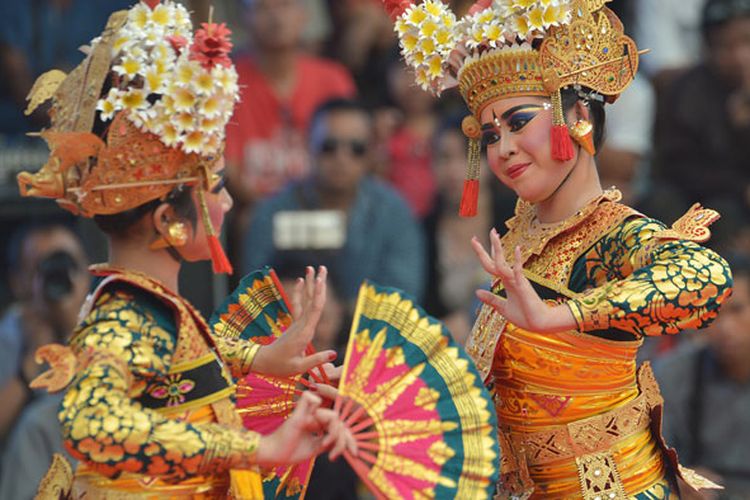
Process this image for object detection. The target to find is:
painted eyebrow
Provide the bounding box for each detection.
[481,104,546,128]
[500,104,545,120]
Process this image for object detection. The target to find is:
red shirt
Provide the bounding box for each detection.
[226,55,356,199]
[387,127,437,218]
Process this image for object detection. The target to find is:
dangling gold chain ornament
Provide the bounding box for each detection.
[381,0,645,217]
[17,0,239,274]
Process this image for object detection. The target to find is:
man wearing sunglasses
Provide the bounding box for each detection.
[241,98,426,310]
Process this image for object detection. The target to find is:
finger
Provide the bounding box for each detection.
[471,236,498,275]
[314,408,338,444]
[490,229,510,273]
[312,382,339,401]
[305,266,315,308]
[296,391,322,415]
[312,266,328,312]
[513,245,523,274]
[476,289,508,316]
[290,278,304,321]
[299,350,337,375]
[347,429,359,456]
[329,424,349,460]
[322,363,342,381]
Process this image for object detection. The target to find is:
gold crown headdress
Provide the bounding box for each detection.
[382,0,641,216]
[16,0,240,273]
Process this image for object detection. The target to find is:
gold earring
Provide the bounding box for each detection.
[149,221,188,250]
[568,119,596,156]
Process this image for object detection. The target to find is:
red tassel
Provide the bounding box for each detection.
[551,125,575,162]
[459,179,479,218]
[207,235,233,275]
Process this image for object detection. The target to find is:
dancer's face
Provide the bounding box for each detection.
[480,96,576,203]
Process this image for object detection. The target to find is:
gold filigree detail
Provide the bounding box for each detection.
[540,2,639,99]
[458,47,547,116]
[652,203,720,244]
[30,343,79,393]
[25,69,67,116]
[575,451,626,499]
[34,453,73,500]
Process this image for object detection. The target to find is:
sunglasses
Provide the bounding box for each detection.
[319,137,368,157]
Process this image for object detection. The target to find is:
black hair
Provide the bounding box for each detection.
[702,0,750,37]
[308,98,372,153]
[93,185,197,238]
[6,219,80,272]
[561,87,607,152]
[309,98,371,134]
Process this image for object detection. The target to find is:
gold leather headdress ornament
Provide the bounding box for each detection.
[382,0,642,216]
[17,0,239,274]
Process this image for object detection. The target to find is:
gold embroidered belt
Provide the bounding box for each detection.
[498,363,667,499]
[505,376,661,467]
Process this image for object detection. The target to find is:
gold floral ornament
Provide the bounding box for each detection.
[16,0,239,274]
[652,204,721,243]
[380,0,642,217]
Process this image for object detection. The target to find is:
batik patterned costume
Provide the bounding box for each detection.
[465,192,732,498]
[380,0,734,497]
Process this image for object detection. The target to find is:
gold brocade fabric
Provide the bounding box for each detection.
[465,191,733,499]
[57,267,262,499]
[493,324,665,498]
[72,406,232,499]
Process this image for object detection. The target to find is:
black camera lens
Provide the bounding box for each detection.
[37,250,79,302]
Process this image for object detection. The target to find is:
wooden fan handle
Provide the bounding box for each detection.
[343,450,388,500]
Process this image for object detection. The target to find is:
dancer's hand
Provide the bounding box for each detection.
[256,392,358,466]
[252,266,337,377]
[472,228,576,333]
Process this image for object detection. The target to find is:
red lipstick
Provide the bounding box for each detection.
[506,162,530,179]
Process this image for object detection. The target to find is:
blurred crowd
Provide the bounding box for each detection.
[0,0,749,498]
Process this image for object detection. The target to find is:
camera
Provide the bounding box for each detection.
[37,250,81,303]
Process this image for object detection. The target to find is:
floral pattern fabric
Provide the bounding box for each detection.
[61,282,260,482]
[567,217,733,337]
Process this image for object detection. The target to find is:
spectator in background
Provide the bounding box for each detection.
[596,2,657,207]
[0,222,89,443]
[0,0,132,141]
[325,0,395,108]
[382,61,439,219]
[0,222,89,497]
[422,117,514,345]
[225,0,355,209]
[242,99,425,307]
[655,253,750,498]
[651,0,750,243]
[597,74,656,206]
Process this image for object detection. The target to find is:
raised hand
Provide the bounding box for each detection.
[471,228,576,333]
[252,266,337,377]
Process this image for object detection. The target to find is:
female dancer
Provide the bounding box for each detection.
[18,1,354,497]
[382,0,733,497]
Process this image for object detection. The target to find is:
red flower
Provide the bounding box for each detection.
[190,22,233,70]
[468,0,492,15]
[383,0,414,21]
[166,35,188,56]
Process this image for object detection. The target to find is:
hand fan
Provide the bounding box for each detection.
[209,267,324,499]
[336,282,500,499]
